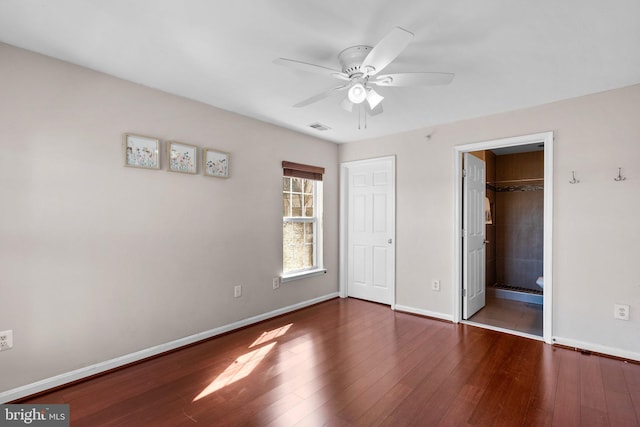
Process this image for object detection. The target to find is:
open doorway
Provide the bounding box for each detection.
[468,146,544,336]
[453,132,554,343]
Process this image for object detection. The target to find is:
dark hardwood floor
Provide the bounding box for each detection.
[21,298,640,426]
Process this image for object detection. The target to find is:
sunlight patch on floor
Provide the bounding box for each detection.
[193,323,294,402]
[250,323,293,348]
[193,342,276,401]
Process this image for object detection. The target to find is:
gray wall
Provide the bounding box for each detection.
[0,43,339,396]
[2,39,639,399]
[340,83,640,358]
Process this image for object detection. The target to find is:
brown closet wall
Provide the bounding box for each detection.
[494,151,544,291]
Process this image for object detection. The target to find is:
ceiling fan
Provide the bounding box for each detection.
[274,27,454,116]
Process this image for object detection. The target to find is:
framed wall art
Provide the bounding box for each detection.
[167,141,198,174]
[123,133,160,170]
[203,148,230,178]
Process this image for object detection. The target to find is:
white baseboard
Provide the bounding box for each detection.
[0,292,339,403]
[552,336,640,362]
[394,307,640,362]
[394,305,453,322]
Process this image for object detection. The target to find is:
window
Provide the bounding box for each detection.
[282,161,325,280]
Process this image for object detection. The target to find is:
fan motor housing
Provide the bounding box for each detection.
[338,45,372,77]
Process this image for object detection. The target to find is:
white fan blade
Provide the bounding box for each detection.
[367,103,384,116]
[340,96,354,112]
[360,27,414,77]
[371,72,454,87]
[293,84,349,108]
[366,88,384,110]
[274,58,350,80]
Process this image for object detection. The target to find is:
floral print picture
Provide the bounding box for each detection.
[203,148,230,178]
[167,141,197,174]
[123,133,160,169]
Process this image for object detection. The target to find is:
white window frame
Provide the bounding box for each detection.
[282,178,325,282]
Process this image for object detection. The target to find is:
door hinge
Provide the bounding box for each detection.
[462,289,467,297]
[462,169,467,178]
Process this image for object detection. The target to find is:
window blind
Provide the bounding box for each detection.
[282,161,325,181]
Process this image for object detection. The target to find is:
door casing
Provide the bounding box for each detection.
[453,132,554,343]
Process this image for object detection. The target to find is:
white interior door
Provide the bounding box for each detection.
[345,157,395,305]
[463,153,486,319]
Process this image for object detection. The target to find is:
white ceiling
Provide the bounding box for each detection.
[1,1,639,144]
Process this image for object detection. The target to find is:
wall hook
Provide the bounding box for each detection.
[569,171,580,184]
[614,167,626,182]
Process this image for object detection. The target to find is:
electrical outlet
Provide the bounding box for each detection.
[432,280,440,291]
[614,304,630,320]
[234,285,242,298]
[0,330,13,352]
[273,277,280,290]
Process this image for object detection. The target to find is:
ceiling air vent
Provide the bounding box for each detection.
[308,122,331,131]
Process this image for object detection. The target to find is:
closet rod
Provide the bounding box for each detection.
[488,178,544,184]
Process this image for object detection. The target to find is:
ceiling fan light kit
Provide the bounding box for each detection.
[366,88,384,109]
[347,83,367,104]
[275,26,455,124]
[340,97,354,113]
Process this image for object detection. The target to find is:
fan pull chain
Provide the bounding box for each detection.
[356,105,368,130]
